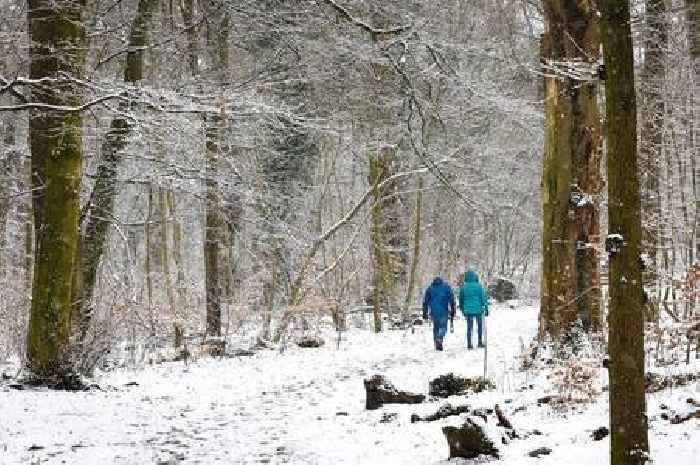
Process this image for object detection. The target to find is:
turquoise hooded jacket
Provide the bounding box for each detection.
[459,270,489,316]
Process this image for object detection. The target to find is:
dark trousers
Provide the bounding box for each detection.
[432,316,449,342]
[466,314,483,347]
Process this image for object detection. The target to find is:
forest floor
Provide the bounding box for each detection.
[1,304,698,465]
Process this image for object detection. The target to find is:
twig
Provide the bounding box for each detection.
[320,0,412,35]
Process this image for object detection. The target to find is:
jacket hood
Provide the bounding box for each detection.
[464,270,479,283]
[432,277,444,286]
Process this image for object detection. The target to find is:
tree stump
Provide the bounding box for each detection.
[443,418,499,459]
[364,375,425,410]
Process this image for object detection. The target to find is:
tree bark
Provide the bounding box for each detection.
[601,1,650,463]
[540,0,602,339]
[26,0,87,378]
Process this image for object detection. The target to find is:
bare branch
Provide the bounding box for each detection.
[0,75,28,103]
[0,94,125,112]
[320,0,412,35]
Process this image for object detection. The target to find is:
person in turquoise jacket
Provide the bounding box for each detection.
[458,269,489,349]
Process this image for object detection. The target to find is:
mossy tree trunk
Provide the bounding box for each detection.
[601,1,650,463]
[72,0,156,340]
[26,0,87,378]
[540,0,602,339]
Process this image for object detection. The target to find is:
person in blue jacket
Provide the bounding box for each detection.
[422,277,455,351]
[459,269,489,349]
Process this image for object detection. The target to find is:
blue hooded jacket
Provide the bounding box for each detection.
[422,277,455,320]
[459,270,489,316]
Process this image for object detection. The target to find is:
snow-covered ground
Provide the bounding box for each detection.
[1,304,698,464]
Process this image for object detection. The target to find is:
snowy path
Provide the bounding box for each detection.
[2,305,698,464]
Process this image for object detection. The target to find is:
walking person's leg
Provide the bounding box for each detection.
[466,315,474,349]
[432,317,439,350]
[477,314,484,347]
[436,317,448,351]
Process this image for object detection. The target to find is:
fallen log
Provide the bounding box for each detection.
[411,402,470,423]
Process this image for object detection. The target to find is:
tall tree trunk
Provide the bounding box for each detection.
[0,118,16,259]
[181,0,199,76]
[26,0,87,378]
[169,0,199,348]
[204,119,225,338]
[368,145,398,333]
[168,193,187,349]
[404,177,423,314]
[689,0,700,348]
[539,0,602,339]
[639,0,666,303]
[73,0,156,339]
[689,0,699,322]
[204,9,229,339]
[365,10,408,332]
[601,1,650,463]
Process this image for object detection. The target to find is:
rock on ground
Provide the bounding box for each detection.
[443,417,499,459]
[364,375,425,410]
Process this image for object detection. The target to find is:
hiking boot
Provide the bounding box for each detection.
[467,343,473,350]
[436,340,444,351]
[477,342,485,348]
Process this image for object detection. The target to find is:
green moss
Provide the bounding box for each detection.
[26,1,87,378]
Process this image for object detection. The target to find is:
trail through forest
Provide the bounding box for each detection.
[1,305,698,464]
